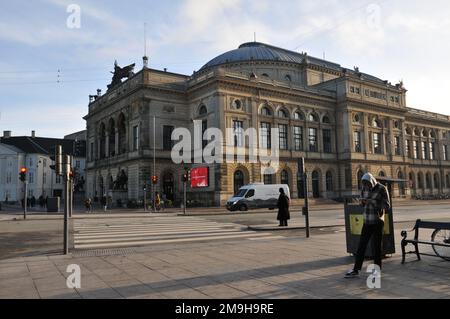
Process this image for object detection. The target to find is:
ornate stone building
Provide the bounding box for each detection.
[84,42,450,206]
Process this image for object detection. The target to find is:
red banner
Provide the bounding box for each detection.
[191,167,209,188]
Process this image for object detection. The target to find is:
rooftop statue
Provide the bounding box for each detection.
[107,60,136,90]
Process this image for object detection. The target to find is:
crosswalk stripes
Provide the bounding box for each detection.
[73,216,281,250]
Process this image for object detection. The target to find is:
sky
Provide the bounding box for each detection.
[0,0,450,138]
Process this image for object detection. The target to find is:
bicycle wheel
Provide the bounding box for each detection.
[431,229,450,261]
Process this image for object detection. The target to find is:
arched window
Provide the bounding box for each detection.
[278,109,288,118]
[418,172,424,189]
[281,170,289,186]
[426,173,432,189]
[261,73,270,78]
[294,111,304,120]
[118,113,127,154]
[312,171,320,198]
[260,106,272,116]
[234,170,245,195]
[379,171,386,177]
[326,171,333,192]
[398,171,405,196]
[285,74,292,82]
[297,171,305,199]
[434,173,440,189]
[199,105,207,116]
[409,172,415,189]
[308,113,319,122]
[322,116,331,124]
[446,174,450,189]
[99,123,106,159]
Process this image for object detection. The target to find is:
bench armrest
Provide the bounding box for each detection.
[401,228,415,240]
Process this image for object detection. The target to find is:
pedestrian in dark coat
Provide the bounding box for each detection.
[277,188,290,227]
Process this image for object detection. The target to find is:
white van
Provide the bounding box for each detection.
[226,183,290,212]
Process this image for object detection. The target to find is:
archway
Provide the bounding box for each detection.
[118,113,127,154]
[297,171,305,199]
[234,170,245,195]
[398,171,405,196]
[312,170,320,198]
[162,172,175,201]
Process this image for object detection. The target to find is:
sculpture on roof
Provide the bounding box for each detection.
[107,60,136,90]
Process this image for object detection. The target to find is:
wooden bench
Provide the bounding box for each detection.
[401,219,450,264]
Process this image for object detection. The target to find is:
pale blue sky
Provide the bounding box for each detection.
[1,0,449,138]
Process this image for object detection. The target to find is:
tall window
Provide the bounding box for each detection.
[233,121,244,147]
[429,142,435,160]
[260,122,271,149]
[421,141,427,159]
[323,129,332,153]
[279,124,288,150]
[354,131,361,153]
[163,126,175,151]
[29,172,34,184]
[308,128,318,152]
[444,145,448,161]
[326,171,333,192]
[294,126,303,151]
[373,133,382,154]
[405,140,411,158]
[132,125,139,151]
[395,136,401,155]
[413,141,419,159]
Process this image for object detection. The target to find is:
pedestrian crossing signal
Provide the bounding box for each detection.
[152,175,158,184]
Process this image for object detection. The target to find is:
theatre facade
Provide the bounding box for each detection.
[84,42,450,207]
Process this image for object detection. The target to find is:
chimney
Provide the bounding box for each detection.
[143,56,149,68]
[31,130,36,138]
[97,89,102,96]
[3,131,11,138]
[164,68,167,72]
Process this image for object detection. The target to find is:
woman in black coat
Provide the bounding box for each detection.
[277,188,290,226]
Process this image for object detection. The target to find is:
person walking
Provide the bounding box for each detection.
[155,192,161,211]
[277,188,290,227]
[101,195,107,212]
[85,198,92,213]
[345,173,390,278]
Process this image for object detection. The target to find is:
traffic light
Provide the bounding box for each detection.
[182,173,188,182]
[19,167,27,182]
[49,145,63,176]
[143,184,147,192]
[152,175,158,185]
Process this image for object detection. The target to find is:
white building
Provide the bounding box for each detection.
[0,131,86,203]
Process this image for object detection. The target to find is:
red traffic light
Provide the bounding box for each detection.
[152,175,158,184]
[20,167,27,173]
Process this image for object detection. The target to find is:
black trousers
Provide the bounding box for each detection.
[279,220,288,226]
[354,220,384,271]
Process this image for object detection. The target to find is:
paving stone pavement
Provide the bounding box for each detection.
[0,229,449,299]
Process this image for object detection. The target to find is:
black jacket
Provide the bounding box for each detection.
[277,194,290,221]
